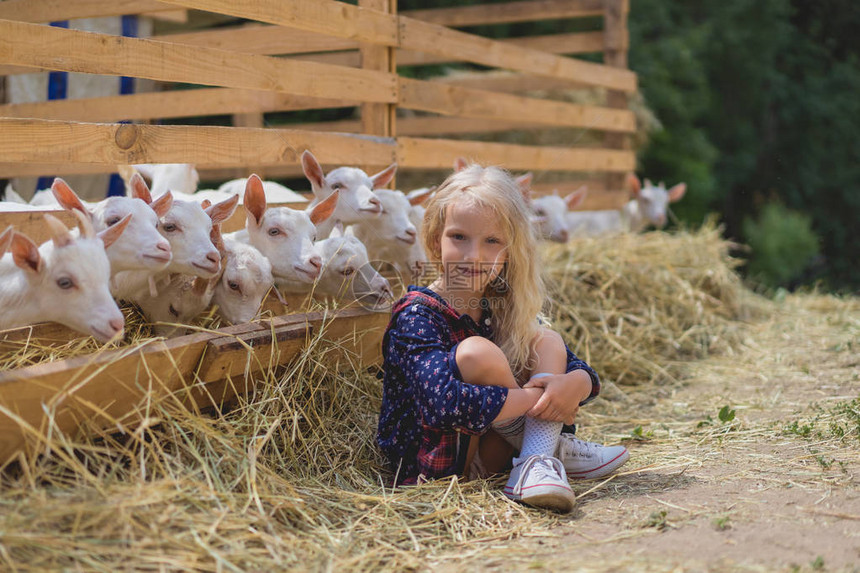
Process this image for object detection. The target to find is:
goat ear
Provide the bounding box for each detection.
[453,157,469,172]
[269,285,288,306]
[668,182,687,203]
[11,231,42,274]
[51,178,90,216]
[71,208,96,240]
[565,186,588,210]
[515,172,533,192]
[151,190,173,218]
[301,150,326,191]
[116,164,137,186]
[192,276,215,297]
[206,193,239,225]
[344,224,356,238]
[309,189,339,225]
[627,173,642,197]
[44,214,75,249]
[97,213,132,249]
[409,186,434,206]
[243,174,267,226]
[129,172,153,204]
[0,226,13,256]
[200,199,212,209]
[210,222,226,254]
[370,163,397,189]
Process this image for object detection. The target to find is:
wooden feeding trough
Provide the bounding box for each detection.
[0,0,636,464]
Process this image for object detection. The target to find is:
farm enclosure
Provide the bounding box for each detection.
[0,0,636,465]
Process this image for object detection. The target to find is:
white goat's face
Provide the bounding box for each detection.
[248,207,322,284]
[319,167,382,224]
[38,237,124,342]
[635,179,687,229]
[317,235,392,305]
[372,189,418,246]
[531,195,571,243]
[213,241,274,324]
[158,200,221,278]
[92,197,172,273]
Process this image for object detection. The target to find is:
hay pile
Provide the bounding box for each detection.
[541,221,763,386]
[0,226,769,570]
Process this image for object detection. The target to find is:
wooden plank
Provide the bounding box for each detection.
[159,0,637,93]
[158,23,357,55]
[359,0,397,167]
[0,88,358,123]
[289,116,535,137]
[434,73,592,94]
[0,308,389,464]
[397,137,636,173]
[398,78,635,133]
[0,0,181,23]
[0,208,76,246]
[0,118,396,172]
[160,0,399,46]
[530,183,629,211]
[402,0,610,27]
[399,18,637,93]
[603,0,632,192]
[0,19,397,105]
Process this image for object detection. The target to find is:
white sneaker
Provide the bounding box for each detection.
[556,434,629,479]
[503,454,576,513]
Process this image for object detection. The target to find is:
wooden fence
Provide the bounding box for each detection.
[0,0,635,213]
[0,0,635,463]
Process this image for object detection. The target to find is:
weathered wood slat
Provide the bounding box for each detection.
[0,0,180,23]
[0,88,358,123]
[398,78,635,133]
[402,0,612,27]
[0,19,397,105]
[397,137,636,172]
[0,118,396,170]
[0,309,389,465]
[159,0,636,93]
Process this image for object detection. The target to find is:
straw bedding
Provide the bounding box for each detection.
[0,226,817,571]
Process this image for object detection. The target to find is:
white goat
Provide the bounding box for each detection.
[350,188,433,284]
[50,176,174,275]
[566,175,687,236]
[530,188,587,243]
[0,212,130,342]
[132,163,200,196]
[302,150,396,238]
[315,224,393,309]
[227,174,337,293]
[215,177,306,204]
[212,235,275,325]
[111,193,238,301]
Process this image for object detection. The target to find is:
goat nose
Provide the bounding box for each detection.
[405,229,416,238]
[109,317,124,334]
[157,241,171,253]
[206,251,220,265]
[309,255,322,270]
[558,229,569,242]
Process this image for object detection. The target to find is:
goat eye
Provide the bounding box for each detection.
[268,228,280,236]
[341,267,355,276]
[162,223,177,232]
[331,183,343,190]
[168,304,179,317]
[228,280,240,291]
[535,210,545,216]
[56,277,74,290]
[106,217,121,226]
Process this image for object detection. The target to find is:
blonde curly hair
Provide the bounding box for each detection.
[422,163,546,379]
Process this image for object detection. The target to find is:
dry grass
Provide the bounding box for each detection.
[0,227,856,571]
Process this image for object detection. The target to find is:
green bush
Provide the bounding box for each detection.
[742,202,820,288]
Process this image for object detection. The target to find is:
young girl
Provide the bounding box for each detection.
[376,164,628,512]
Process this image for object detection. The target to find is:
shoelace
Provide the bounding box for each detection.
[516,454,565,488]
[561,436,599,459]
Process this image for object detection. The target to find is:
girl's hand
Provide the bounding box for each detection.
[523,370,592,424]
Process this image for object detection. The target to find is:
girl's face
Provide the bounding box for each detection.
[437,199,508,295]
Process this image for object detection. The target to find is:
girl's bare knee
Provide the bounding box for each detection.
[456,336,508,385]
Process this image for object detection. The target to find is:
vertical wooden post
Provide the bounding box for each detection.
[232,111,266,178]
[359,0,397,185]
[603,0,630,203]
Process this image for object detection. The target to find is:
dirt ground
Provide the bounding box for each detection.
[434,294,860,572]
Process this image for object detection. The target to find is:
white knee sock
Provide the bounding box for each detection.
[492,416,525,450]
[513,373,563,465]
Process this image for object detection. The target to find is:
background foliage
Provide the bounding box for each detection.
[397,0,859,291]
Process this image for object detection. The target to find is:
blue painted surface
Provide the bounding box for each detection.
[37,21,70,192]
